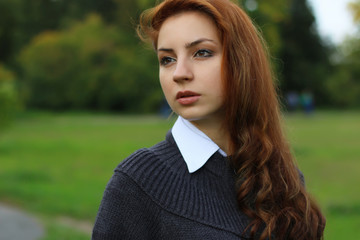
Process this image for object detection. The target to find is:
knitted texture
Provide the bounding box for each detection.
[92,131,253,239]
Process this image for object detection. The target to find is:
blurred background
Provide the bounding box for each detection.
[0,0,359,239]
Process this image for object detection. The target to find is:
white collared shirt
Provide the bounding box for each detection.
[171,116,227,173]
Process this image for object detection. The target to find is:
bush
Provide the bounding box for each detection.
[325,37,360,108]
[0,64,19,128]
[19,14,161,112]
[325,67,360,108]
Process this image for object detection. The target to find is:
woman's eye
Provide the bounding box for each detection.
[194,49,213,58]
[160,56,176,66]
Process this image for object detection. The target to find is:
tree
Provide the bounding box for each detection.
[278,0,332,106]
[19,14,161,112]
[324,0,360,108]
[349,0,360,23]
[240,0,291,56]
[0,64,19,129]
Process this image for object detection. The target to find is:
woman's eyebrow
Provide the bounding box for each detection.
[157,38,215,53]
[157,48,174,53]
[185,38,214,48]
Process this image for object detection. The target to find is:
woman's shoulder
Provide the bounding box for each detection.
[114,133,188,185]
[116,147,161,174]
[102,133,252,237]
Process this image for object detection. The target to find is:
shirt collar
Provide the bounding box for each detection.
[171,116,227,173]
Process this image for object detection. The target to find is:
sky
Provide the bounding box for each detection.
[308,0,357,44]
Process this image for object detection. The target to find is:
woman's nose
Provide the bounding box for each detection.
[173,58,194,82]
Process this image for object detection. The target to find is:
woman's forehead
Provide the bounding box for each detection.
[157,11,220,48]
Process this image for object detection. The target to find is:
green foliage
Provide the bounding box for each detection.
[19,14,161,112]
[0,64,19,128]
[278,0,332,105]
[0,0,18,63]
[326,37,360,108]
[242,0,334,107]
[325,67,360,108]
[241,0,291,56]
[1,0,358,109]
[349,0,360,23]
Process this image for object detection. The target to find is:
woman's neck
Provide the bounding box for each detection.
[190,118,230,155]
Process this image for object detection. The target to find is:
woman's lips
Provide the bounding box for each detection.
[176,91,201,105]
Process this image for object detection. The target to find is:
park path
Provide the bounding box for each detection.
[0,203,44,240]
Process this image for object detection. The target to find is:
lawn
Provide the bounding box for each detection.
[0,111,359,239]
[284,111,360,239]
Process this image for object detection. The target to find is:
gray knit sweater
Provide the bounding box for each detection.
[92,131,254,239]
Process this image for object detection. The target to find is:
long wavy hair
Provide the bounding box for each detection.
[137,0,326,239]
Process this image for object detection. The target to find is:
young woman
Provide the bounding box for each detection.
[92,0,325,239]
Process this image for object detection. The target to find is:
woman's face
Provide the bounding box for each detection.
[157,11,224,126]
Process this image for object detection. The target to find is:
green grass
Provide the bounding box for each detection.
[284,111,360,239]
[0,111,174,239]
[40,221,90,240]
[0,110,359,239]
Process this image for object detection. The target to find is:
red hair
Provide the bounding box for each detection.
[138,0,325,239]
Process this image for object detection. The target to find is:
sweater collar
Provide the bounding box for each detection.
[171,116,227,173]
